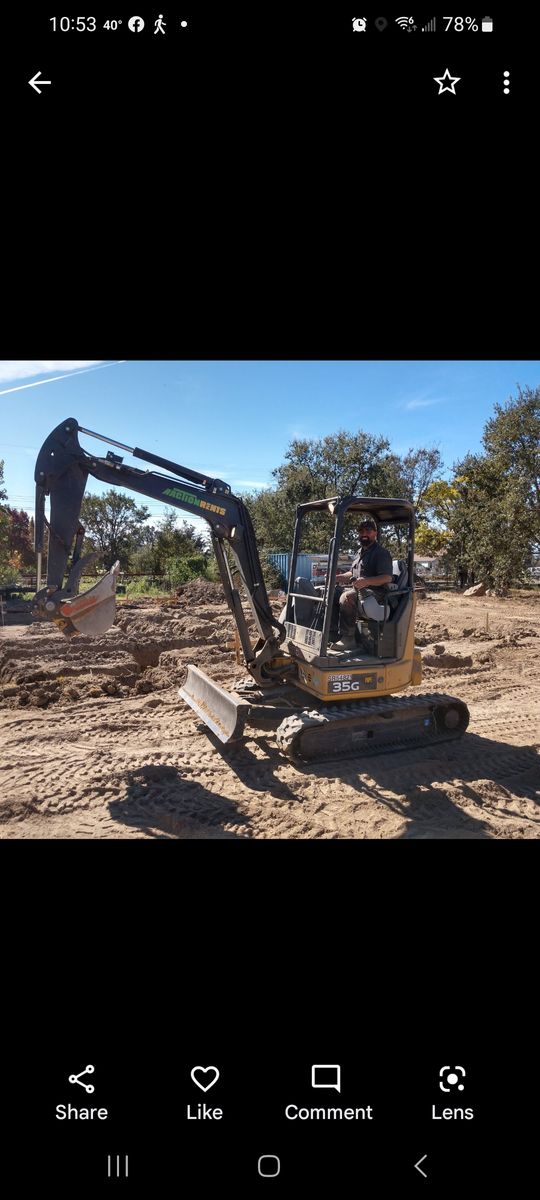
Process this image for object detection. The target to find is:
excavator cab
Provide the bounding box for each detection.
[284,496,415,666]
[271,496,422,709]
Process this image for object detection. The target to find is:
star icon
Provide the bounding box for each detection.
[434,68,461,95]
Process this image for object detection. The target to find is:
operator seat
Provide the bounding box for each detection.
[358,559,409,623]
[387,558,409,613]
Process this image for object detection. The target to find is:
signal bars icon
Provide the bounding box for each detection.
[422,17,437,32]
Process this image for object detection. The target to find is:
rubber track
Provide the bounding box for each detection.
[275,692,470,761]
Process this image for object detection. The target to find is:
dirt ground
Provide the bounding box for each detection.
[1,582,539,839]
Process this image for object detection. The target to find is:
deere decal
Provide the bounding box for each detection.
[162,487,226,517]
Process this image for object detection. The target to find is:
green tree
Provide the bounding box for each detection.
[448,454,534,591]
[242,487,296,552]
[414,525,452,557]
[418,479,459,526]
[129,524,162,577]
[152,509,208,583]
[0,460,11,581]
[414,479,459,565]
[273,429,397,502]
[397,447,443,507]
[482,384,540,520]
[243,431,442,557]
[127,511,211,584]
[80,491,151,570]
[441,389,540,591]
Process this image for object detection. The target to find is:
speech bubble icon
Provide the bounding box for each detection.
[311,1064,341,1092]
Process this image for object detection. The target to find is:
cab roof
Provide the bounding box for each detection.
[297,496,415,524]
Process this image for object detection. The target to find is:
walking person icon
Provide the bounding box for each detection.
[154,14,166,34]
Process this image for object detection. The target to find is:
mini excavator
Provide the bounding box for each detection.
[31,419,469,761]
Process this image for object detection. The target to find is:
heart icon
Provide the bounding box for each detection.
[190,1065,220,1092]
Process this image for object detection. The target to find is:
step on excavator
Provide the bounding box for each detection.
[31,419,469,761]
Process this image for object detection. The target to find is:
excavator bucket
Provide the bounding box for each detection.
[57,561,121,637]
[179,665,250,743]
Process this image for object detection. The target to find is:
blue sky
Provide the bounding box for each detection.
[1,359,538,532]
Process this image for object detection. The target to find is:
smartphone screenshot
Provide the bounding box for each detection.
[1,11,536,1197]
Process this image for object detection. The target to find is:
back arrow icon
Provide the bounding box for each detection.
[414,1154,428,1178]
[29,72,52,94]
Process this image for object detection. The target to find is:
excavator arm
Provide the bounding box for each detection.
[33,418,285,679]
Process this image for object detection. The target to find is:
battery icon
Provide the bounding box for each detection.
[482,16,493,32]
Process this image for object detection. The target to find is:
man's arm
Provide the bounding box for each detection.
[352,573,392,591]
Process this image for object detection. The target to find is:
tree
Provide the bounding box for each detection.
[439,390,540,591]
[447,454,534,591]
[273,430,397,502]
[129,524,163,577]
[414,525,452,557]
[242,487,296,552]
[0,460,11,581]
[129,510,210,583]
[244,431,443,556]
[482,385,540,520]
[6,508,35,569]
[418,479,459,527]
[398,447,443,507]
[0,466,31,584]
[80,491,151,570]
[153,509,208,582]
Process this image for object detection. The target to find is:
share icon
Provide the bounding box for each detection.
[68,1064,95,1093]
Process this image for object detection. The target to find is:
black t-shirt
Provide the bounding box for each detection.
[351,541,393,601]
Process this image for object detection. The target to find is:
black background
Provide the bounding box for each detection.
[4,861,535,1192]
[2,9,537,1195]
[3,9,536,352]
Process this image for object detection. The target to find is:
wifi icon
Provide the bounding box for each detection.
[396,16,416,30]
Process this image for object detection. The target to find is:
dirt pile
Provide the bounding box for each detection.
[1,585,539,839]
[423,651,474,669]
[175,579,226,605]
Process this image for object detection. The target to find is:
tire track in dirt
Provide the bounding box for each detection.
[1,588,539,838]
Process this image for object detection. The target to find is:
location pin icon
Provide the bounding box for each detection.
[375,17,388,31]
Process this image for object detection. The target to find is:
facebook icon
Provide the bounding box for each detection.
[128,16,145,32]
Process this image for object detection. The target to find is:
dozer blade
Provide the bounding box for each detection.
[179,665,251,743]
[58,561,121,637]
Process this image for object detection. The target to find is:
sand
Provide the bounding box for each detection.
[1,582,539,839]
